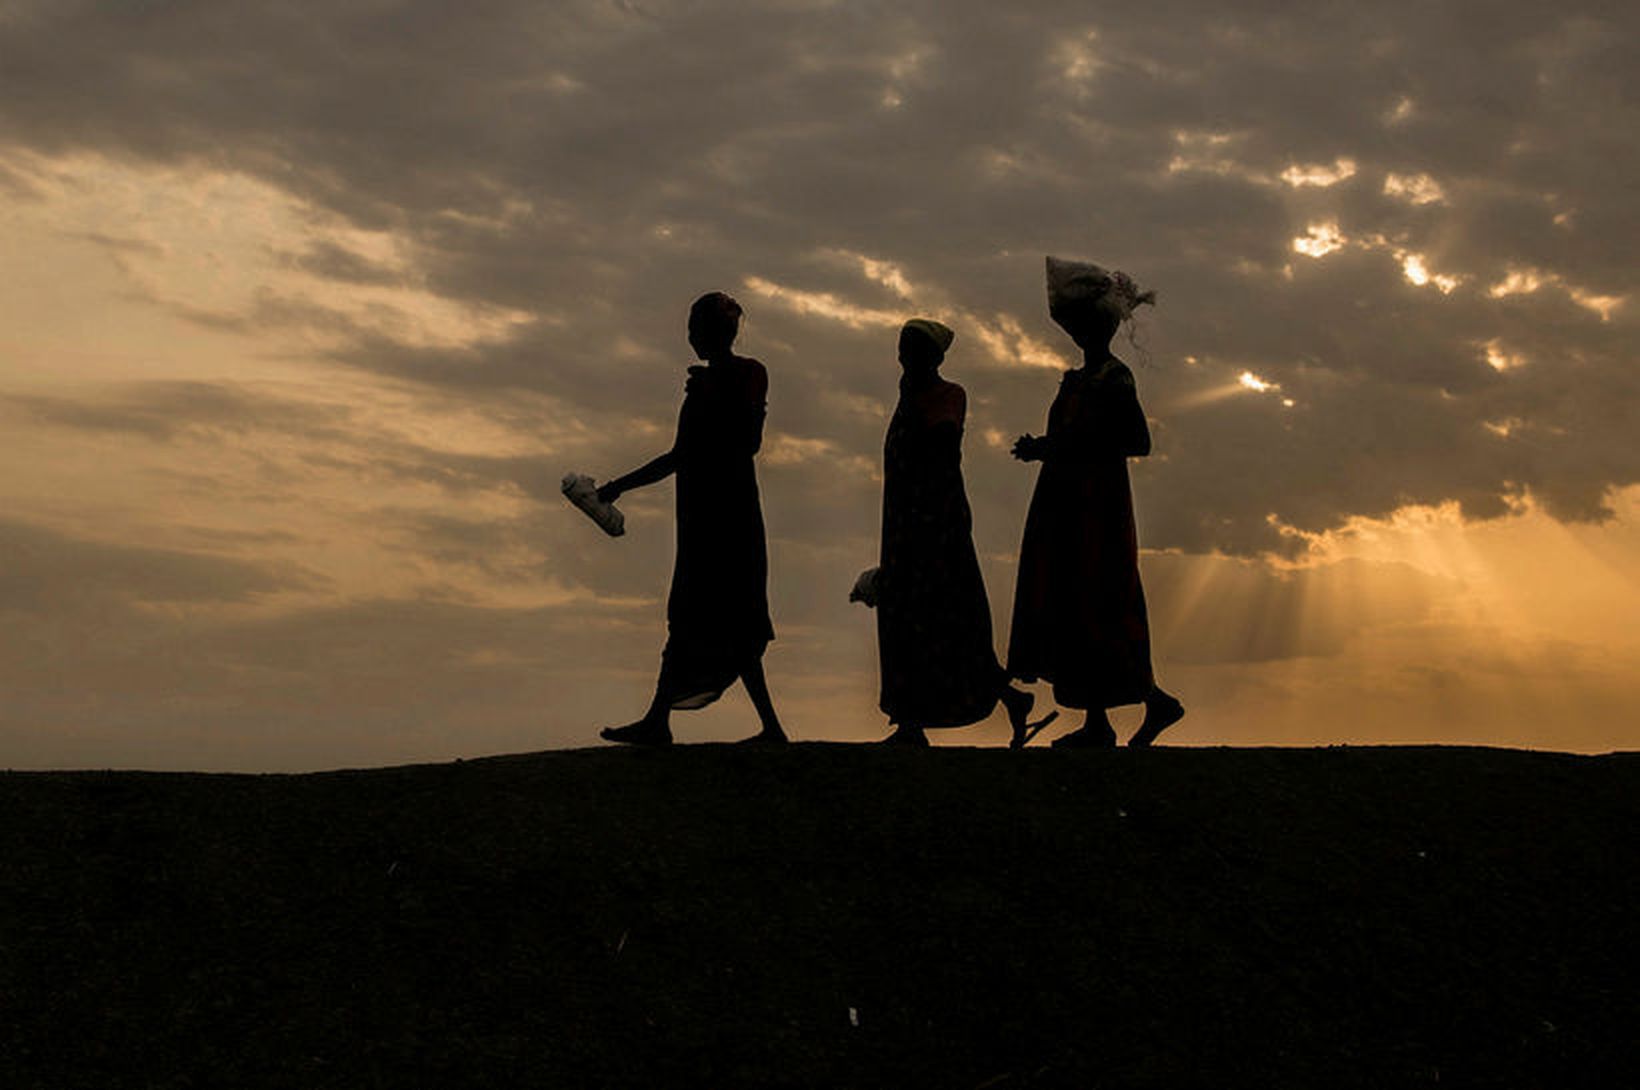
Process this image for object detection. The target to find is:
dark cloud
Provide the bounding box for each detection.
[0,517,315,611]
[2,381,351,441]
[11,0,1628,555]
[1,1,1637,764]
[281,239,407,287]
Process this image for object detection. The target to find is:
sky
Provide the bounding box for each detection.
[1,0,1636,770]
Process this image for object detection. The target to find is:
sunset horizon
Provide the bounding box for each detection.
[3,2,1636,771]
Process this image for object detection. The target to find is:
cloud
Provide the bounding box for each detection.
[7,1,1630,557]
[3,380,352,441]
[2,1,1638,762]
[0,517,315,611]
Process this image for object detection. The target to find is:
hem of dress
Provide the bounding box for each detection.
[1007,668,1152,711]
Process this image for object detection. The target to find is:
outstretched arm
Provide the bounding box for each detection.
[597,450,676,503]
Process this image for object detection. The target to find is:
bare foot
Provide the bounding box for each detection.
[1002,687,1059,749]
[600,719,673,746]
[878,726,930,747]
[1129,691,1185,748]
[735,729,789,745]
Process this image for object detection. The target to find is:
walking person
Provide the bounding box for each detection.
[1007,258,1184,747]
[868,319,1054,747]
[595,292,787,745]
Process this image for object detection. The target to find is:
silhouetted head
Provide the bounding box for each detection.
[1045,256,1154,354]
[688,292,743,360]
[1049,294,1125,352]
[898,319,953,377]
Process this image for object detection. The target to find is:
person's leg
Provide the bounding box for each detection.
[1000,682,1059,749]
[1050,708,1118,748]
[1128,685,1185,748]
[600,683,674,746]
[878,724,930,746]
[736,657,789,743]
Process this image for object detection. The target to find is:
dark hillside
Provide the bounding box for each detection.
[1,745,1635,1089]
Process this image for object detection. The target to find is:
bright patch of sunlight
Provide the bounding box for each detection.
[741,276,903,330]
[1050,30,1103,91]
[1166,130,1243,177]
[1280,158,1356,188]
[1483,339,1525,372]
[1292,221,1346,258]
[2,150,532,351]
[1401,253,1461,293]
[1486,267,1623,319]
[1489,268,1547,298]
[1569,288,1624,322]
[1383,172,1445,205]
[855,256,915,300]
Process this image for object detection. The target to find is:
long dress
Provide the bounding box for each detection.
[1007,356,1154,710]
[659,355,775,709]
[877,375,1005,728]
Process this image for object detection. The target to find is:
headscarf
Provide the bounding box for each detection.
[901,317,955,354]
[1045,256,1156,320]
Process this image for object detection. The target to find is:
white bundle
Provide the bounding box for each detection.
[561,473,626,537]
[1045,255,1156,320]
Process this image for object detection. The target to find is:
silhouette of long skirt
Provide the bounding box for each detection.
[877,377,1005,727]
[1007,361,1154,709]
[660,356,774,708]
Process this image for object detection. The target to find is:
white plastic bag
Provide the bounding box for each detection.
[561,473,625,537]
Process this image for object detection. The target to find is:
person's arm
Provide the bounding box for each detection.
[1119,395,1152,458]
[1102,368,1151,457]
[1012,377,1061,463]
[1015,371,1150,462]
[924,384,966,458]
[740,361,769,456]
[597,449,676,504]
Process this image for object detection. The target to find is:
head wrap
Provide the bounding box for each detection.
[901,317,955,354]
[1045,256,1156,320]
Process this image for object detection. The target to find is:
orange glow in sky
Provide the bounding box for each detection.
[1,5,1635,768]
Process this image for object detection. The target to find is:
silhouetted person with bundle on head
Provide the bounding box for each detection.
[595,292,787,746]
[859,319,1057,747]
[1008,258,1184,747]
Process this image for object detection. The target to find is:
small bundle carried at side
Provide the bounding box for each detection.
[849,567,880,608]
[561,473,625,537]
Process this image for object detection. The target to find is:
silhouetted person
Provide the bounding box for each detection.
[1008,258,1184,747]
[595,292,787,746]
[872,320,1055,747]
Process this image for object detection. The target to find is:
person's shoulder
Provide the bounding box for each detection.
[1100,358,1137,388]
[732,355,769,391]
[929,379,966,424]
